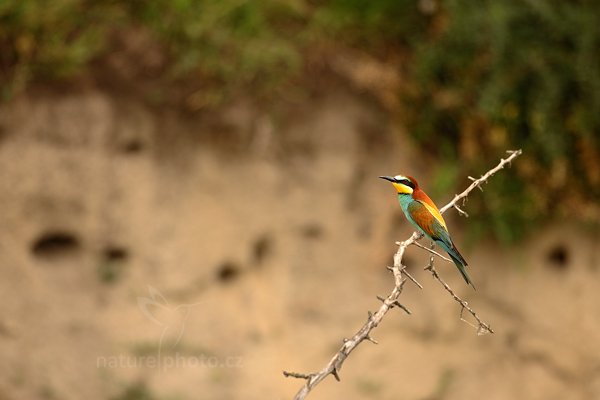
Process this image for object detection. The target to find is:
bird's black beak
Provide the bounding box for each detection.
[379,176,396,183]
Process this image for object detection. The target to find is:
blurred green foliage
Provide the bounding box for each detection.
[110,382,157,400]
[0,0,120,98]
[0,0,306,101]
[1,0,599,241]
[405,0,600,242]
[127,0,303,99]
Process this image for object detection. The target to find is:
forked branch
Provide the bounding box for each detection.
[283,149,522,400]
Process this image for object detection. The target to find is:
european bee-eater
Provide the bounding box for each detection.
[379,174,475,288]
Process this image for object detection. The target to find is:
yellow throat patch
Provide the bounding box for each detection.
[392,182,413,195]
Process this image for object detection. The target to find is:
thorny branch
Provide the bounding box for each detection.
[424,243,493,335]
[283,150,522,400]
[439,150,522,214]
[418,149,524,335]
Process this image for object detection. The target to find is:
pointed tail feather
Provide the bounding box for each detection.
[449,254,476,290]
[436,239,475,289]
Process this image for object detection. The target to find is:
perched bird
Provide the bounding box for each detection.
[379,174,475,289]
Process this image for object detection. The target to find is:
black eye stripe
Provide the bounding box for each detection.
[397,179,415,189]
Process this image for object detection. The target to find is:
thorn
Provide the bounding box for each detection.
[378,295,411,314]
[332,368,341,382]
[392,300,412,315]
[402,269,424,289]
[283,371,312,380]
[453,204,469,217]
[365,335,378,344]
[468,176,476,182]
[477,324,493,336]
[399,304,412,315]
[367,311,373,321]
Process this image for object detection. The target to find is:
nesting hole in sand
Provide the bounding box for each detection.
[31,231,81,260]
[546,244,569,270]
[301,223,324,239]
[216,261,241,283]
[252,234,273,265]
[103,246,129,262]
[98,246,129,284]
[121,140,144,154]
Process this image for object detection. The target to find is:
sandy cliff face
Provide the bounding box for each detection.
[0,90,598,400]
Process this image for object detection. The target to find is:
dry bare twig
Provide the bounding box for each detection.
[421,149,523,334]
[424,243,493,335]
[283,149,522,400]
